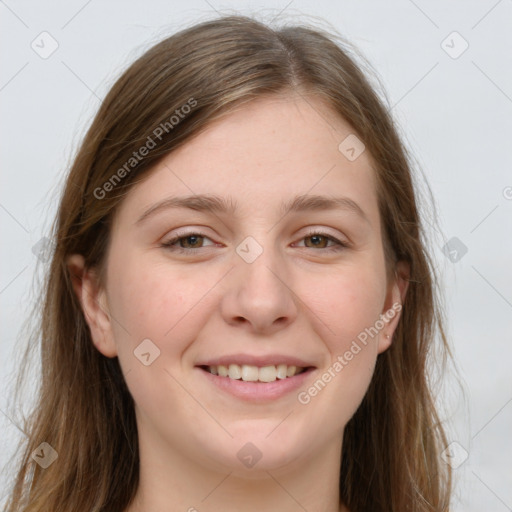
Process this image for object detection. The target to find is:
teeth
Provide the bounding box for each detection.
[286,365,297,377]
[228,364,241,380]
[207,364,305,382]
[259,366,277,382]
[241,365,259,382]
[276,364,288,379]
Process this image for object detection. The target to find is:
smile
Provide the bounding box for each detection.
[200,364,308,382]
[196,364,316,402]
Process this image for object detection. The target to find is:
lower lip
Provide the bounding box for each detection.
[196,367,316,402]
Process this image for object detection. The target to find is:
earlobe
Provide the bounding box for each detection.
[377,260,410,354]
[66,254,117,358]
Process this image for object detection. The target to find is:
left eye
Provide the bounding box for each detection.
[160,231,348,253]
[295,232,347,250]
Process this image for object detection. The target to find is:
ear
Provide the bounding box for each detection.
[67,254,117,358]
[377,260,410,354]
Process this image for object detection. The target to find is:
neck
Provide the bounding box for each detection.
[125,423,347,512]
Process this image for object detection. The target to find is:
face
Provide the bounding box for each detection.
[70,94,407,476]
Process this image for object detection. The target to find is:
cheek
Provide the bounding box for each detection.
[308,262,386,347]
[298,262,386,417]
[106,263,207,411]
[107,259,210,359]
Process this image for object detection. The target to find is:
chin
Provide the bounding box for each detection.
[196,428,308,476]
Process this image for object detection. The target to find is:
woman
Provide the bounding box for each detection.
[4,14,452,512]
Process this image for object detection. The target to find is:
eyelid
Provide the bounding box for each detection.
[161,228,217,248]
[160,226,350,255]
[292,231,350,253]
[299,227,350,246]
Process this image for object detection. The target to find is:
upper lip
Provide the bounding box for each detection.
[195,353,316,368]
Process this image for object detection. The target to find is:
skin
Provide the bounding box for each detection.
[69,94,409,512]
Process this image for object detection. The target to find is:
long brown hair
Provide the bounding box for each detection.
[3,14,452,511]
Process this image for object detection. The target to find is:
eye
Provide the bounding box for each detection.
[160,232,216,253]
[294,230,349,253]
[160,229,349,255]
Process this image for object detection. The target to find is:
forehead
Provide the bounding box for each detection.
[114,95,380,228]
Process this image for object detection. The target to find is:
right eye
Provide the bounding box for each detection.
[160,232,217,253]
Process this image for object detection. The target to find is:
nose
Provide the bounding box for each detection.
[219,240,299,335]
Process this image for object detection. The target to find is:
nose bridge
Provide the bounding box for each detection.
[234,233,285,293]
[220,232,297,331]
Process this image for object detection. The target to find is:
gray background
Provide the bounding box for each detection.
[1,1,511,510]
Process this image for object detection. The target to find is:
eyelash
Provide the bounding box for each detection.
[160,229,349,255]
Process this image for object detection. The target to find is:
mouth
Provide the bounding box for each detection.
[198,363,310,383]
[195,362,317,402]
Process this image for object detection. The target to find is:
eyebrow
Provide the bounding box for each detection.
[135,193,369,225]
